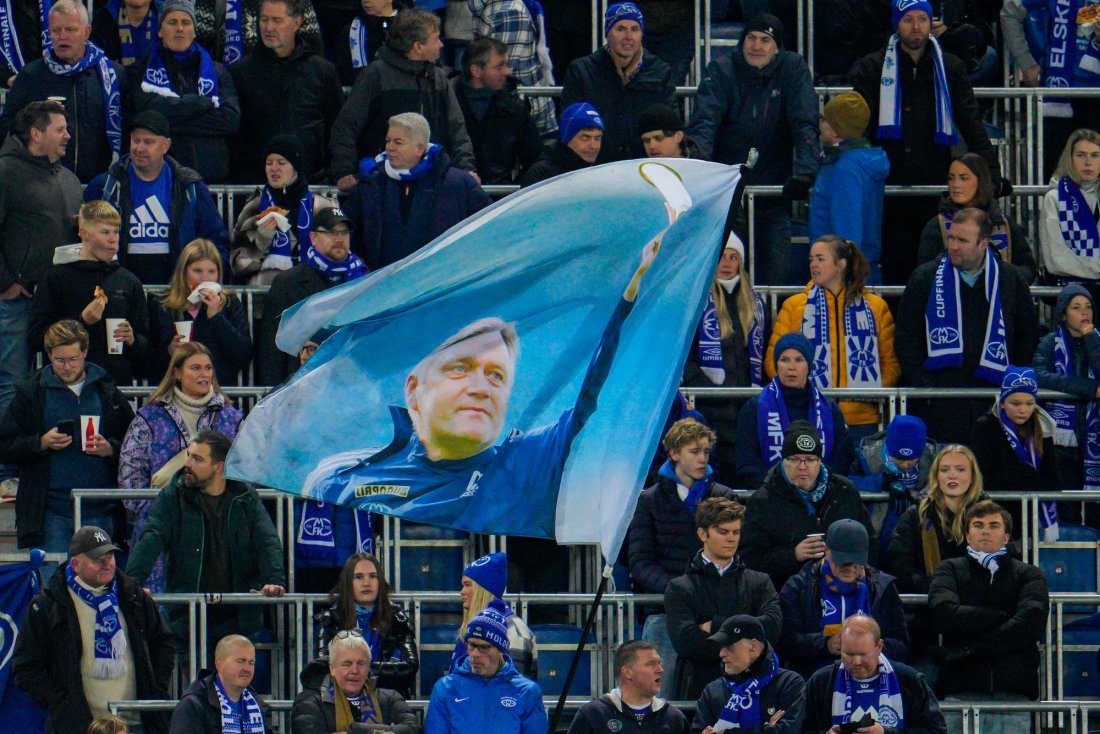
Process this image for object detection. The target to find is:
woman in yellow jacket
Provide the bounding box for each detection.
[765,235,901,442]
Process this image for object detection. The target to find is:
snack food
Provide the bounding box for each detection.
[1078,4,1100,23]
[94,285,108,303]
[258,204,290,219]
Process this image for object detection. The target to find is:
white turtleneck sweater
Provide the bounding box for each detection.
[172,387,215,438]
[1041,176,1100,280]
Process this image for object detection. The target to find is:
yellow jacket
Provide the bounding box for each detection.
[765,283,901,426]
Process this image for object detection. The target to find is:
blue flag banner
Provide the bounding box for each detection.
[227,160,740,560]
[0,549,47,732]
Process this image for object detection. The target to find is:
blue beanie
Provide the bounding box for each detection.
[604,2,644,36]
[1000,365,1038,404]
[772,332,813,369]
[463,552,507,598]
[892,0,933,29]
[560,102,604,145]
[465,600,511,654]
[1055,283,1092,324]
[885,415,927,460]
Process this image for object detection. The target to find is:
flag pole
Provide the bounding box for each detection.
[547,563,613,734]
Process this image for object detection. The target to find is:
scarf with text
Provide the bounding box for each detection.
[757,377,834,469]
[44,42,121,155]
[715,652,780,730]
[223,0,242,63]
[141,41,220,107]
[1048,327,1100,490]
[0,0,45,71]
[803,286,882,389]
[877,33,957,146]
[66,564,128,679]
[215,675,265,733]
[831,654,905,728]
[297,500,374,565]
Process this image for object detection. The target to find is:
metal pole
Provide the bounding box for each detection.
[547,565,611,734]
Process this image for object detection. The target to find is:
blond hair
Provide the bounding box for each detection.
[711,247,758,343]
[78,200,121,231]
[1054,128,1100,185]
[919,444,985,544]
[147,341,229,404]
[44,319,89,353]
[161,239,230,313]
[87,715,128,734]
[662,418,716,453]
[457,577,496,640]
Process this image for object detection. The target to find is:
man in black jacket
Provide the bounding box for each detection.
[229,0,344,182]
[12,525,175,734]
[848,0,1004,285]
[894,208,1039,444]
[520,101,602,187]
[928,501,1048,727]
[453,36,542,186]
[664,496,782,701]
[802,614,945,734]
[170,635,273,732]
[561,2,676,163]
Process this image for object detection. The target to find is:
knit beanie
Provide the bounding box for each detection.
[160,0,195,24]
[263,134,305,176]
[885,415,927,460]
[724,231,746,262]
[462,552,507,598]
[465,601,510,654]
[823,92,870,141]
[743,13,784,47]
[782,419,824,459]
[1000,365,1038,404]
[1056,283,1092,323]
[560,102,604,145]
[772,332,813,369]
[892,0,933,29]
[637,103,683,134]
[604,2,644,35]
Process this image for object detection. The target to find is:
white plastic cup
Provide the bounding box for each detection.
[79,415,100,452]
[105,318,124,354]
[175,321,194,343]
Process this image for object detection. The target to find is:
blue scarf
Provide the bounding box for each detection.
[296,500,374,564]
[881,443,920,493]
[354,605,383,661]
[304,244,368,284]
[924,246,1008,384]
[1048,327,1100,490]
[749,291,766,387]
[803,285,882,389]
[819,558,870,636]
[259,186,313,268]
[942,210,1010,256]
[658,459,712,515]
[831,654,905,728]
[877,33,957,146]
[757,377,834,468]
[697,290,725,384]
[359,142,441,181]
[107,0,156,65]
[66,565,128,679]
[1033,0,1086,115]
[967,545,1008,578]
[43,43,121,155]
[714,653,779,730]
[141,41,220,107]
[349,16,370,68]
[214,675,266,733]
[0,0,46,72]
[998,407,1059,533]
[223,0,242,63]
[1056,176,1100,258]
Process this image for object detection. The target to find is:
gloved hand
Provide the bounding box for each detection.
[885,477,912,517]
[783,175,814,201]
[994,176,1014,197]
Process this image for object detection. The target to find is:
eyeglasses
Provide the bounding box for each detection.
[466,639,495,654]
[783,456,820,467]
[335,629,365,640]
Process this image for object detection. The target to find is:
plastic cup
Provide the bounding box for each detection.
[175,321,194,343]
[105,318,124,354]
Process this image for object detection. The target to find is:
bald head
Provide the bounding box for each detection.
[840,613,881,643]
[839,614,883,679]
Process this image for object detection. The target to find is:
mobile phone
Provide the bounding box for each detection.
[56,419,75,437]
[839,714,875,734]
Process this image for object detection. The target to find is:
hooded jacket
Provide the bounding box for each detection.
[0,135,83,293]
[291,658,421,733]
[329,45,476,179]
[663,549,782,701]
[424,655,547,734]
[567,687,689,733]
[27,257,150,386]
[169,670,272,733]
[916,194,1038,284]
[560,46,677,163]
[690,643,806,734]
[808,142,890,264]
[519,140,595,186]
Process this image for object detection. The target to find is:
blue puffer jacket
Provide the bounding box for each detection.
[809,142,890,269]
[424,656,546,734]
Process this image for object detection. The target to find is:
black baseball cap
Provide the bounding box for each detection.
[69,526,121,559]
[312,207,353,232]
[709,614,766,646]
[128,109,171,138]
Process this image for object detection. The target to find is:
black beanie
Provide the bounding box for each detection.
[637,104,684,134]
[744,13,784,48]
[781,420,824,459]
[263,134,305,175]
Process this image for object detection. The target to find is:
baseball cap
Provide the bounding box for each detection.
[825,519,869,566]
[128,109,171,138]
[708,614,766,646]
[69,525,121,559]
[312,207,353,232]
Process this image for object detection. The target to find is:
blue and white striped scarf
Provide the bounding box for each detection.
[43,42,121,155]
[1056,176,1100,259]
[0,0,46,72]
[998,407,1058,534]
[802,285,882,390]
[223,0,242,64]
[259,186,313,269]
[715,653,779,730]
[877,33,958,146]
[66,564,128,679]
[831,654,905,728]
[1048,327,1100,491]
[924,246,1008,384]
[215,675,265,733]
[141,41,220,107]
[967,545,1008,577]
[349,16,371,68]
[756,377,834,469]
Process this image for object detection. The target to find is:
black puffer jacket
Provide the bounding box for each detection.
[928,554,1049,699]
[560,47,676,163]
[169,670,272,733]
[453,77,542,185]
[519,141,594,187]
[664,549,782,701]
[291,658,421,734]
[313,601,420,695]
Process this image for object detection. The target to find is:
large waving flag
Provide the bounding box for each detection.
[0,550,47,732]
[228,160,741,560]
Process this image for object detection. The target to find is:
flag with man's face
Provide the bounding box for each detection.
[228,160,741,561]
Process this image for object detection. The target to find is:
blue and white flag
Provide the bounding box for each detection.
[0,550,47,731]
[227,160,741,560]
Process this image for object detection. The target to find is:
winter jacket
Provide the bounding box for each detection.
[739,465,876,591]
[0,0,46,83]
[231,185,339,285]
[0,134,82,293]
[915,196,1038,284]
[449,611,539,680]
[424,656,547,734]
[0,363,134,547]
[777,560,909,680]
[690,643,806,734]
[313,600,420,694]
[147,293,252,384]
[453,77,542,185]
[1001,0,1100,87]
[1034,323,1100,477]
[567,688,688,734]
[27,257,151,386]
[1040,178,1100,281]
[129,45,240,183]
[803,659,946,734]
[169,670,273,734]
[808,141,890,266]
[229,43,344,182]
[256,262,334,385]
[765,284,901,426]
[894,258,1039,444]
[86,155,231,278]
[12,568,175,734]
[663,549,783,701]
[0,56,127,183]
[291,658,421,733]
[884,494,990,594]
[519,140,595,186]
[687,49,820,185]
[848,42,999,185]
[560,47,676,163]
[804,0,892,82]
[125,472,286,637]
[344,148,492,270]
[627,475,736,594]
[329,45,476,179]
[731,385,855,489]
[927,554,1049,699]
